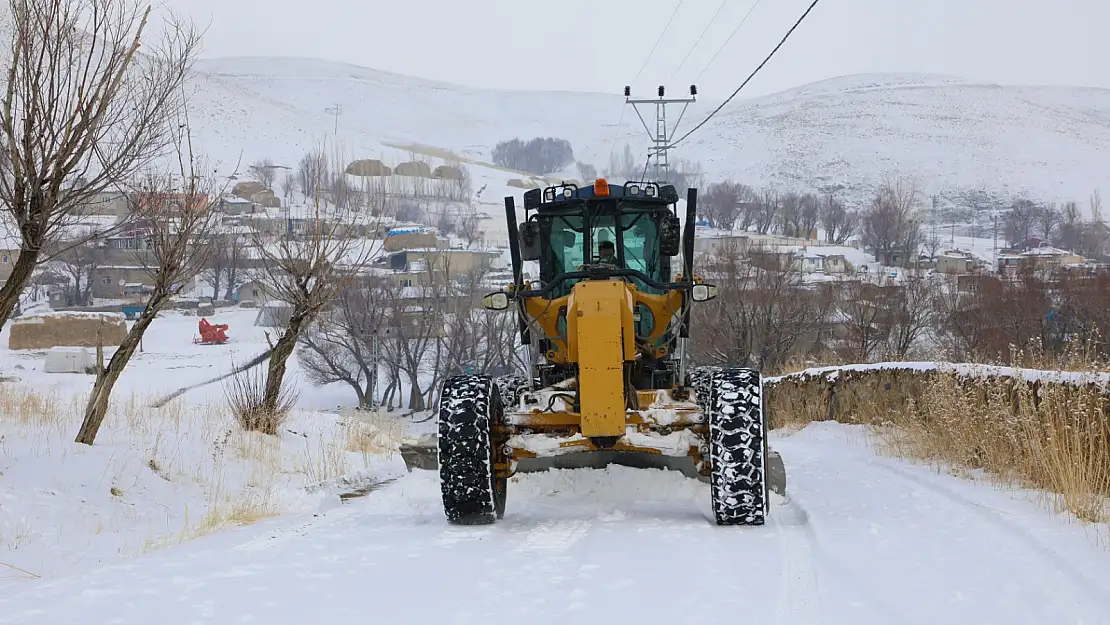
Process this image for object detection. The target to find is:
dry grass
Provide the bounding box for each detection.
[223,364,298,436]
[767,363,1110,527]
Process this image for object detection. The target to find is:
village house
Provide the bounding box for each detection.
[936,250,977,275]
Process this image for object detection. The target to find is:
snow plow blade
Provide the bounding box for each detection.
[398,435,787,497]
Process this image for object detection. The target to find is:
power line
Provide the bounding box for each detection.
[666,0,729,84]
[631,0,688,86]
[692,0,765,84]
[671,0,823,148]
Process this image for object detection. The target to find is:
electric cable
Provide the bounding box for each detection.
[671,0,823,148]
[666,0,730,83]
[692,0,765,84]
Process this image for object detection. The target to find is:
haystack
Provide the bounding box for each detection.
[432,165,464,181]
[394,161,432,178]
[233,181,267,199]
[346,159,392,177]
[9,311,127,350]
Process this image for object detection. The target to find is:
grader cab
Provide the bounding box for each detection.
[419,178,785,525]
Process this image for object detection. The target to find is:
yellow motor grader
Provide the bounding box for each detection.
[405,178,785,525]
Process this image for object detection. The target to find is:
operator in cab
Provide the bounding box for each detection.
[597,240,618,267]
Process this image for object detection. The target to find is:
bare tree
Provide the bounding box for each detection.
[378,273,444,410]
[53,236,109,306]
[1038,203,1058,241]
[249,151,380,419]
[861,178,922,266]
[701,181,749,230]
[201,228,251,301]
[884,276,939,359]
[250,158,277,190]
[691,243,832,371]
[281,171,296,203]
[753,189,778,235]
[298,276,387,409]
[798,193,820,239]
[838,279,892,363]
[456,204,483,248]
[1003,198,1038,247]
[0,0,201,331]
[298,150,328,198]
[76,138,222,444]
[819,193,858,244]
[1056,201,1085,252]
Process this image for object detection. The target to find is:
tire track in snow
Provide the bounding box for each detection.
[771,496,823,625]
[865,458,1110,611]
[511,520,592,554]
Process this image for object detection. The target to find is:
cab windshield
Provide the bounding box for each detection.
[542,203,667,297]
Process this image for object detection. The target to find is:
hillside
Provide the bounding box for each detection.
[190,58,1110,205]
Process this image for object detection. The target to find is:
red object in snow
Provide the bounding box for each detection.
[194,318,230,345]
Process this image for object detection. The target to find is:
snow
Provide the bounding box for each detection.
[621,427,702,456]
[179,59,1110,213]
[0,307,409,586]
[2,421,1108,624]
[12,310,125,324]
[767,361,1110,387]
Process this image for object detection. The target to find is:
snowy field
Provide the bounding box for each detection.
[1,308,1109,622]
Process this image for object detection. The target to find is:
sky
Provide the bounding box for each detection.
[161,0,1110,97]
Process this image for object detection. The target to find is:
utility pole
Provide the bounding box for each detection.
[930,194,939,257]
[325,103,343,135]
[624,85,697,183]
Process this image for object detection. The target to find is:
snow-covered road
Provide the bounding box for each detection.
[2,423,1108,625]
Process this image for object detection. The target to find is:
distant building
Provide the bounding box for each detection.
[936,250,977,275]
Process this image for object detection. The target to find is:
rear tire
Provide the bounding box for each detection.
[438,375,507,525]
[707,368,768,526]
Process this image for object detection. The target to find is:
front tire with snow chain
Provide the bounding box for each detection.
[437,375,507,525]
[707,368,768,526]
[494,373,529,411]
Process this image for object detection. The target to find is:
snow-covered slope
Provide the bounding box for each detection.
[190,58,1110,204]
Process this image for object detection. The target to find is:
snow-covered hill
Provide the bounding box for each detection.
[189,58,1110,205]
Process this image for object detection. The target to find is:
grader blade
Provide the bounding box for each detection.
[398,434,788,497]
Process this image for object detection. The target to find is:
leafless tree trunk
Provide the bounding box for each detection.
[76,129,221,445]
[250,148,380,419]
[298,276,388,408]
[0,0,200,331]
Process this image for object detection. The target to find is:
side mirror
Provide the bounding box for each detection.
[519,221,541,262]
[690,283,718,302]
[482,291,511,311]
[660,214,681,256]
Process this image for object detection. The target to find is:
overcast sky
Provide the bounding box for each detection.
[162,0,1107,97]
